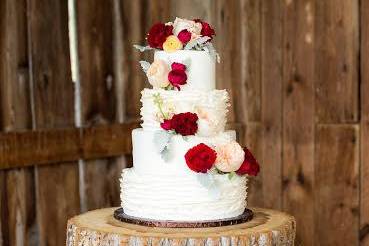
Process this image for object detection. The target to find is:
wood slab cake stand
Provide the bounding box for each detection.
[66,207,296,246]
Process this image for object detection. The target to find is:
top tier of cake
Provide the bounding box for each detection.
[154,50,215,92]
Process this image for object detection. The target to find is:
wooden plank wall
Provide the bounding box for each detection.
[0,0,368,245]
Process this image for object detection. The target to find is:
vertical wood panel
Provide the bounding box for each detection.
[315,125,359,245]
[315,0,359,124]
[282,0,315,244]
[239,0,261,124]
[28,0,80,244]
[0,173,5,246]
[119,0,143,121]
[0,0,37,245]
[77,0,120,211]
[212,0,241,123]
[261,0,283,209]
[239,0,262,208]
[360,0,369,244]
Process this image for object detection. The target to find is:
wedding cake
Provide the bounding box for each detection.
[120,18,260,222]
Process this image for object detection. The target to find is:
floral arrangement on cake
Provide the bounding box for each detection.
[136,18,220,91]
[138,58,190,91]
[134,17,217,54]
[185,143,260,178]
[136,18,260,181]
[152,92,260,179]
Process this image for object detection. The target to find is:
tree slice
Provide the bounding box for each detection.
[66,207,296,246]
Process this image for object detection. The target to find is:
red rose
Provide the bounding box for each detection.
[177,29,191,44]
[160,112,198,135]
[236,148,260,176]
[168,69,187,90]
[185,143,217,173]
[171,112,198,136]
[194,19,215,40]
[147,23,173,49]
[171,62,186,71]
[160,119,172,130]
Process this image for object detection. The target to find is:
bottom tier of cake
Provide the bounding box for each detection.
[120,168,248,221]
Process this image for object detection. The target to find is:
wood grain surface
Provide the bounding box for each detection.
[315,125,359,245]
[361,0,369,245]
[0,0,368,245]
[282,0,315,244]
[77,0,121,211]
[28,0,80,245]
[67,207,295,246]
[0,0,36,245]
[315,0,359,124]
[261,0,283,210]
[0,123,138,170]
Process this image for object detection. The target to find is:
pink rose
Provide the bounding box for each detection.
[215,141,244,172]
[173,18,202,38]
[160,119,172,130]
[146,59,170,88]
[171,62,186,71]
[168,69,187,90]
[178,29,192,44]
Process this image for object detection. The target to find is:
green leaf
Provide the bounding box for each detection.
[228,172,236,180]
[139,60,151,73]
[133,44,153,52]
[161,146,172,162]
[153,130,173,154]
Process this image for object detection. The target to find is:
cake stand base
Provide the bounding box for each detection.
[113,208,254,228]
[67,207,296,246]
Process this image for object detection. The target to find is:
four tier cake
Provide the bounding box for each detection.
[120,18,260,222]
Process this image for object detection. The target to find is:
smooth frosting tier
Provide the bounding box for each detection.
[154,50,215,91]
[132,128,236,175]
[140,88,229,136]
[120,168,247,221]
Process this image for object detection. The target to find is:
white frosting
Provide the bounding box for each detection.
[140,88,229,136]
[154,50,215,91]
[132,128,236,175]
[120,128,247,221]
[120,168,247,221]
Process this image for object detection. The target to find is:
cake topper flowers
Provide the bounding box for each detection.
[134,17,220,62]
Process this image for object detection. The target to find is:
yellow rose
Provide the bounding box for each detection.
[163,35,183,52]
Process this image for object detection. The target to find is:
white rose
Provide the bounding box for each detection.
[195,107,221,137]
[215,141,244,172]
[173,17,202,38]
[146,59,170,88]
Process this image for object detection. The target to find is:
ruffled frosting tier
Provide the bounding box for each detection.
[140,88,229,136]
[120,168,247,221]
